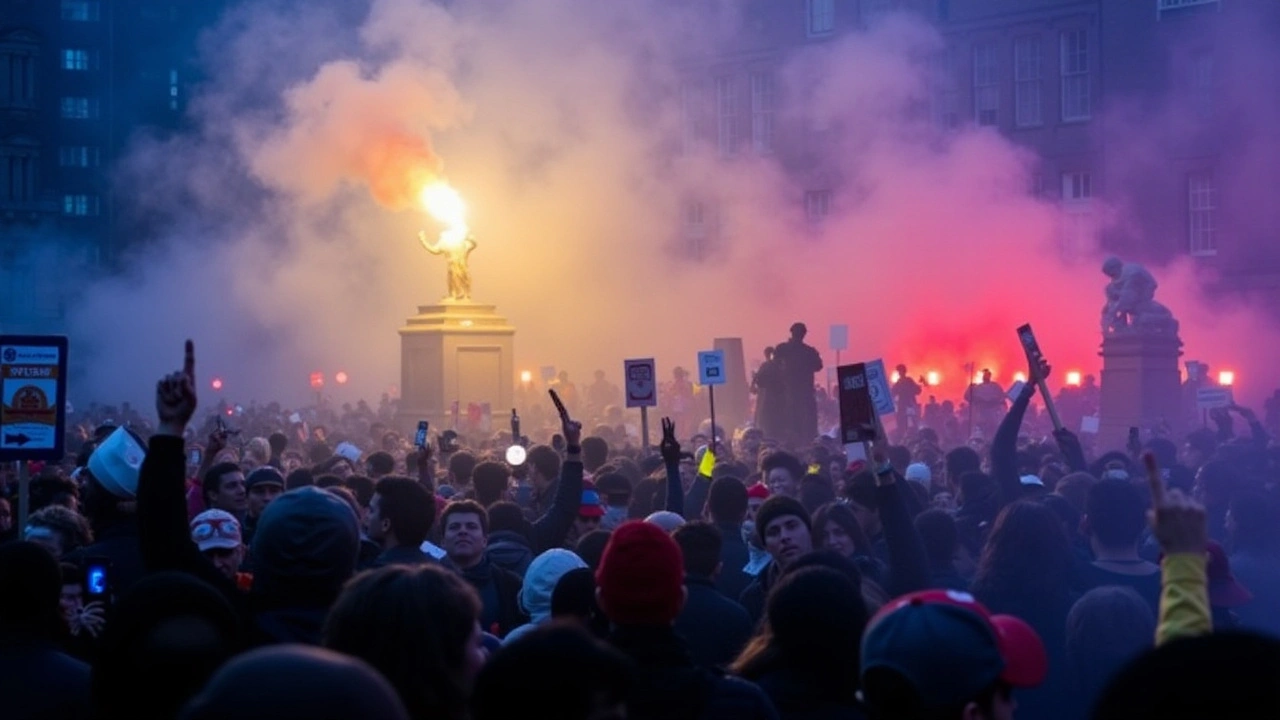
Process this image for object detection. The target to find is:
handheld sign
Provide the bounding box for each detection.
[0,336,69,462]
[1006,380,1027,402]
[1196,387,1233,410]
[1015,324,1064,431]
[829,324,849,352]
[623,358,658,408]
[864,359,897,416]
[698,448,716,477]
[697,350,726,386]
[837,364,877,444]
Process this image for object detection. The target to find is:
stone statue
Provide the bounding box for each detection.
[419,230,477,302]
[1100,256,1179,337]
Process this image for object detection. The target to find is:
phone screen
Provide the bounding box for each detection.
[189,449,202,466]
[415,420,429,448]
[85,561,109,599]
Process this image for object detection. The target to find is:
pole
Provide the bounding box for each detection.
[17,460,30,536]
[833,350,841,394]
[966,362,975,439]
[708,385,718,454]
[640,406,650,450]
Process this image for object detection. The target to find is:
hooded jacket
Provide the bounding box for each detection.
[486,530,534,577]
[501,548,586,644]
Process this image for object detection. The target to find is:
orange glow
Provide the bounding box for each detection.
[211,378,223,391]
[1013,372,1028,384]
[891,371,902,383]
[419,182,469,248]
[1065,371,1083,387]
[309,371,325,389]
[926,371,941,386]
[1219,370,1235,386]
[335,371,349,385]
[520,370,533,384]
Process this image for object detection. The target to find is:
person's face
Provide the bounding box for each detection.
[212,471,248,514]
[247,483,283,518]
[849,501,881,538]
[459,621,488,693]
[367,493,387,541]
[746,497,764,522]
[763,514,812,568]
[332,462,353,479]
[766,468,798,498]
[933,491,956,511]
[1183,444,1206,470]
[822,520,855,558]
[574,515,602,537]
[203,546,245,580]
[60,583,83,621]
[25,526,65,558]
[443,512,488,566]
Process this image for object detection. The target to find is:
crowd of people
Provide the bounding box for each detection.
[3,337,1280,720]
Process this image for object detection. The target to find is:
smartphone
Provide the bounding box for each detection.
[510,409,521,443]
[415,420,429,449]
[84,557,111,601]
[548,389,569,421]
[188,448,202,466]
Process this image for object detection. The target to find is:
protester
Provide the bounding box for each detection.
[367,476,436,567]
[242,466,285,542]
[189,509,250,587]
[672,521,753,669]
[503,548,588,644]
[439,499,526,637]
[740,495,813,623]
[24,504,94,559]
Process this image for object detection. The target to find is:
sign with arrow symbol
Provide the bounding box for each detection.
[1,335,69,462]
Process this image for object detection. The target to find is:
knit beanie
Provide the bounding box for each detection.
[595,520,685,626]
[755,495,813,546]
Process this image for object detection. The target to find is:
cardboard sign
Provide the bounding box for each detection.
[865,359,896,416]
[1007,380,1027,401]
[0,336,69,462]
[837,364,877,444]
[698,350,726,386]
[1197,387,1234,410]
[698,448,716,477]
[623,358,658,408]
[829,324,849,352]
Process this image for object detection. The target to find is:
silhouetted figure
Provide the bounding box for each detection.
[773,323,823,443]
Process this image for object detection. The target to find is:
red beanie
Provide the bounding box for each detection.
[595,520,685,626]
[746,483,771,500]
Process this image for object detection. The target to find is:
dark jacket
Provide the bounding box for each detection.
[486,530,534,577]
[529,460,585,554]
[372,544,435,568]
[739,562,779,627]
[609,625,779,720]
[0,640,91,720]
[675,575,754,669]
[754,667,866,720]
[454,555,528,637]
[714,521,752,602]
[874,480,931,597]
[66,520,146,599]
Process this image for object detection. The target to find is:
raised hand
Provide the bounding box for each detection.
[660,417,682,465]
[156,340,198,437]
[72,601,107,638]
[1145,453,1207,555]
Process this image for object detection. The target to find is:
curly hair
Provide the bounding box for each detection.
[27,505,94,555]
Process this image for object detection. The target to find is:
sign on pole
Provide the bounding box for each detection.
[623,358,658,408]
[1197,387,1234,410]
[829,324,849,352]
[837,364,877,444]
[864,359,897,416]
[0,336,69,462]
[697,350,727,386]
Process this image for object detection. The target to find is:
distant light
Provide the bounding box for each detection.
[926,371,941,387]
[890,371,902,383]
[972,371,989,385]
[309,372,325,389]
[505,445,527,466]
[1066,371,1083,387]
[225,408,234,416]
[1013,372,1028,384]
[520,370,532,384]
[211,377,223,391]
[335,371,349,385]
[1219,370,1235,387]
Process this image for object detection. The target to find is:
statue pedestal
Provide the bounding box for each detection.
[1098,333,1183,451]
[397,300,515,433]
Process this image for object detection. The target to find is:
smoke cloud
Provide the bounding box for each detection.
[57,0,1278,411]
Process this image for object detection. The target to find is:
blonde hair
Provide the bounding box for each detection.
[244,437,271,468]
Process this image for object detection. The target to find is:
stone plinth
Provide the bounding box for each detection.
[397,301,515,433]
[1098,333,1183,451]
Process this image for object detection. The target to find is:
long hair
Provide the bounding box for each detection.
[324,565,481,720]
[811,502,873,557]
[971,501,1072,611]
[1066,586,1154,715]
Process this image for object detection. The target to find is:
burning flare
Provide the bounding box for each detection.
[419,182,469,249]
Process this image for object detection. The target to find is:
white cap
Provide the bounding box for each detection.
[905,463,932,485]
[88,427,146,499]
[1019,474,1045,487]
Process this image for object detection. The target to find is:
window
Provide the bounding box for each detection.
[1062,171,1092,201]
[1188,172,1217,256]
[750,72,774,155]
[1,147,36,202]
[60,96,98,119]
[61,1,101,21]
[680,81,703,155]
[62,49,91,71]
[807,0,835,36]
[1061,30,1091,122]
[169,69,180,110]
[716,76,738,158]
[1013,36,1042,127]
[685,201,707,238]
[972,42,999,126]
[931,47,959,129]
[59,146,100,167]
[0,38,38,108]
[1191,52,1213,119]
[805,190,832,222]
[62,194,99,216]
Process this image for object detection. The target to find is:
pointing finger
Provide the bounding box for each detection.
[183,339,195,381]
[1143,452,1164,508]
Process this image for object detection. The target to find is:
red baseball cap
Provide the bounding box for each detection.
[862,590,1047,709]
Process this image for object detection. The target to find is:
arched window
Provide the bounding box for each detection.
[0,31,39,109]
[0,135,39,203]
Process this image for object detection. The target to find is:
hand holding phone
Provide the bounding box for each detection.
[415,420,429,449]
[549,390,581,447]
[84,558,111,602]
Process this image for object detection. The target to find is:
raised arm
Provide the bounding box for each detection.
[530,409,584,553]
[1145,454,1212,645]
[991,383,1034,509]
[660,417,685,517]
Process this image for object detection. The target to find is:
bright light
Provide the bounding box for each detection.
[972,371,987,385]
[1013,372,1028,384]
[309,372,324,389]
[335,371,349,385]
[1219,370,1235,386]
[520,370,532,384]
[505,445,527,466]
[225,408,234,416]
[419,182,469,248]
[211,378,223,391]
[926,371,941,387]
[1065,371,1083,387]
[890,371,902,383]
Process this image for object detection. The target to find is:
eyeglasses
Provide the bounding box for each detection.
[191,517,241,543]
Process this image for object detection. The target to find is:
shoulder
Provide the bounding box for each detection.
[707,675,779,718]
